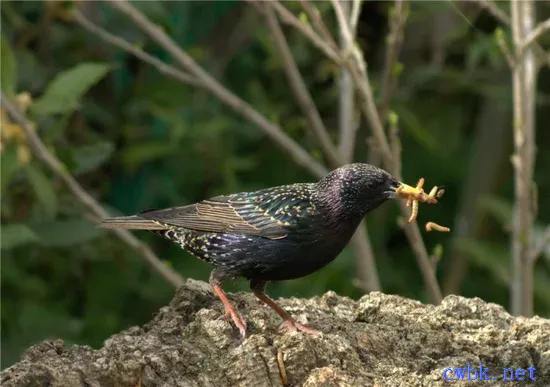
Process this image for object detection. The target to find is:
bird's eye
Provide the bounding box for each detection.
[365,175,382,191]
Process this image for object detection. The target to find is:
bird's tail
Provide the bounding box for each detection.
[98,215,166,230]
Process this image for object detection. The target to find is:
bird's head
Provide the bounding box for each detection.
[314,163,401,220]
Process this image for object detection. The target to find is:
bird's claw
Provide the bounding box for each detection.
[278,319,321,335]
[224,306,247,338]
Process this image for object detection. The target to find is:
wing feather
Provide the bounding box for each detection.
[139,185,314,239]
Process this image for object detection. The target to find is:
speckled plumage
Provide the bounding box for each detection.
[100,163,401,336]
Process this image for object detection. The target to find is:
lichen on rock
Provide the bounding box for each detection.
[1,279,549,386]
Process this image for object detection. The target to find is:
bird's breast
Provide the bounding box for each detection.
[241,216,360,281]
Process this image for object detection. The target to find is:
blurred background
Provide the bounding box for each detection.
[1,0,549,369]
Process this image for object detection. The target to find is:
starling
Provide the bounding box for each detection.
[100,163,431,337]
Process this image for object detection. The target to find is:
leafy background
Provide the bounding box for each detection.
[1,1,549,369]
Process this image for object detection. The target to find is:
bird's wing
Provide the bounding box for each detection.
[139,184,314,240]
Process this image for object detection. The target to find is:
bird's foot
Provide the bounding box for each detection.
[278,319,321,335]
[223,306,247,338]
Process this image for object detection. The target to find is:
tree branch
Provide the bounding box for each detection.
[81,0,380,294]
[99,0,441,303]
[351,222,381,292]
[262,4,342,168]
[378,0,408,126]
[1,93,185,289]
[106,0,328,179]
[349,0,362,35]
[475,0,550,68]
[298,0,339,53]
[261,2,379,291]
[330,0,441,304]
[270,1,343,65]
[495,28,517,69]
[337,0,358,164]
[442,76,512,295]
[388,112,402,179]
[330,0,355,52]
[73,10,200,87]
[478,0,510,25]
[328,0,381,292]
[397,203,442,302]
[510,0,538,317]
[521,17,550,54]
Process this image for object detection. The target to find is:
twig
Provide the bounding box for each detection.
[93,0,378,293]
[475,0,550,68]
[350,64,395,169]
[107,0,328,179]
[330,0,380,291]
[299,0,339,52]
[398,201,442,302]
[1,93,186,288]
[530,225,550,262]
[349,0,362,36]
[330,0,441,303]
[442,78,511,295]
[378,0,408,126]
[388,111,401,179]
[105,0,441,302]
[330,0,354,51]
[73,10,200,87]
[352,222,381,292]
[263,4,342,168]
[429,244,443,271]
[329,0,393,167]
[510,0,537,317]
[495,28,516,69]
[337,0,358,164]
[478,0,510,25]
[263,2,379,291]
[521,18,550,54]
[270,0,342,65]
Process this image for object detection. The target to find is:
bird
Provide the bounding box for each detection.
[99,163,426,338]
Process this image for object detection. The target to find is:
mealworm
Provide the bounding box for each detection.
[408,199,419,222]
[425,222,450,232]
[277,348,288,385]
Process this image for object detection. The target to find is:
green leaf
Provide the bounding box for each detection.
[30,63,111,115]
[1,145,20,195]
[31,219,103,247]
[1,34,17,97]
[457,238,510,284]
[478,196,513,229]
[72,141,115,175]
[1,224,39,249]
[18,303,84,343]
[26,165,58,219]
[120,142,176,171]
[394,104,439,154]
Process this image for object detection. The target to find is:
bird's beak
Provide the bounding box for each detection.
[385,179,403,199]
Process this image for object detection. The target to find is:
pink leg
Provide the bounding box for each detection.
[210,273,247,338]
[251,280,321,335]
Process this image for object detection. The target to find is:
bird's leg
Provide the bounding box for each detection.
[209,269,247,338]
[250,280,321,335]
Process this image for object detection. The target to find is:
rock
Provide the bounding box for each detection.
[1,279,549,386]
